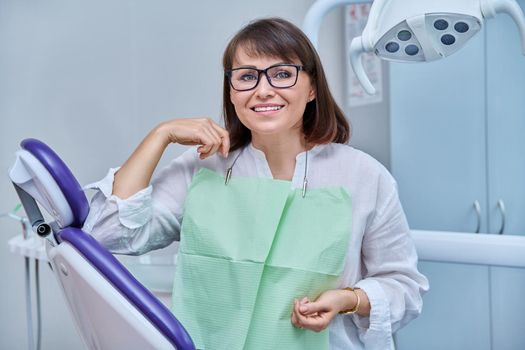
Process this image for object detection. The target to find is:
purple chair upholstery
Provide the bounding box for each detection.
[21,138,89,228]
[22,139,195,350]
[58,227,195,350]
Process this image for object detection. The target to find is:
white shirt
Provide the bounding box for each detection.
[83,142,429,350]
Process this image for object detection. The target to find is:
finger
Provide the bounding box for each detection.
[209,128,229,158]
[293,301,332,333]
[291,308,299,327]
[291,300,302,328]
[294,299,310,328]
[294,308,321,332]
[196,129,215,158]
[197,143,212,159]
[297,297,310,315]
[199,120,223,157]
[211,123,230,157]
[297,312,331,332]
[300,300,326,316]
[200,127,222,158]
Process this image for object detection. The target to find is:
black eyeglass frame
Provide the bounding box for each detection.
[225,64,305,92]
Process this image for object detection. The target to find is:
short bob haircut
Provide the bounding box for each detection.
[222,17,350,152]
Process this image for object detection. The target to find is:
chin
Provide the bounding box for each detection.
[252,125,303,139]
[238,113,302,137]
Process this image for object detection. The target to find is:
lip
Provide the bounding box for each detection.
[250,103,285,116]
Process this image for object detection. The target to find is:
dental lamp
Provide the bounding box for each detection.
[304,0,525,95]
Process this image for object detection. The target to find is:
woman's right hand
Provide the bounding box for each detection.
[157,118,230,159]
[113,117,229,199]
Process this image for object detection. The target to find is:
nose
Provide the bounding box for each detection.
[254,72,276,99]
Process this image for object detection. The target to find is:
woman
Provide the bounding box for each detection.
[84,18,428,350]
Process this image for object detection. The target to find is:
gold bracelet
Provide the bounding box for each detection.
[338,287,361,315]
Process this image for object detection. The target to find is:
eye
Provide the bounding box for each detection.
[239,73,258,81]
[231,69,258,82]
[273,70,292,79]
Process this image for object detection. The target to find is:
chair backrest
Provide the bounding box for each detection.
[10,139,195,350]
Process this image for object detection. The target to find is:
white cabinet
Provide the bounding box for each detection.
[390,7,525,237]
[390,31,488,234]
[389,3,525,349]
[490,267,525,350]
[486,11,525,236]
[396,262,491,350]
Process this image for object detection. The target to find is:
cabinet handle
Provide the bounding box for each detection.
[497,199,506,235]
[473,200,481,234]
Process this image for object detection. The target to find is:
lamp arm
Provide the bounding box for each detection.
[481,0,525,55]
[361,0,391,50]
[303,0,372,48]
[349,36,376,94]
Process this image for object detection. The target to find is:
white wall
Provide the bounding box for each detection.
[0,1,387,348]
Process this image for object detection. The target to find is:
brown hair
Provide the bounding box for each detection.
[222,17,350,152]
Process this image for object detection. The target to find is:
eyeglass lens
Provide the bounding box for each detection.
[229,65,299,91]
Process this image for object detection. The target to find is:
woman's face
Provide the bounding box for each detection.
[229,47,316,140]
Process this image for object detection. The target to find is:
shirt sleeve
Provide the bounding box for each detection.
[82,148,198,255]
[351,175,430,349]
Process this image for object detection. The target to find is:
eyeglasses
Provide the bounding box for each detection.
[225,64,304,91]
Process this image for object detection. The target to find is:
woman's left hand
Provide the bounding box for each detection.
[290,289,348,332]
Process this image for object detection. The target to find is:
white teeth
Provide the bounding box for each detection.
[253,106,282,112]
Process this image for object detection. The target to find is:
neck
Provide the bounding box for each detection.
[251,131,307,180]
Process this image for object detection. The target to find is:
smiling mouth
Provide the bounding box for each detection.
[251,105,284,112]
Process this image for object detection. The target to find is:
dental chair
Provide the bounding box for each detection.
[8,138,195,350]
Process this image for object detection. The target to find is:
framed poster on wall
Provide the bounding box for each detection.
[345,4,383,107]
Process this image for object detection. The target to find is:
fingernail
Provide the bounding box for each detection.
[300,306,307,313]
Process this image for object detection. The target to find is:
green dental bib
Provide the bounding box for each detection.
[172,168,352,349]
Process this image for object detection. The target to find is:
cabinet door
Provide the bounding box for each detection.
[486,0,525,236]
[490,267,525,349]
[486,3,525,348]
[395,262,491,350]
[390,32,488,233]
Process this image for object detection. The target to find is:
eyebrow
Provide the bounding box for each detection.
[232,62,291,69]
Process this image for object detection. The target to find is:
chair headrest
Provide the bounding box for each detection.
[20,138,89,228]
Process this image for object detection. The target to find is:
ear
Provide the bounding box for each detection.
[308,86,316,102]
